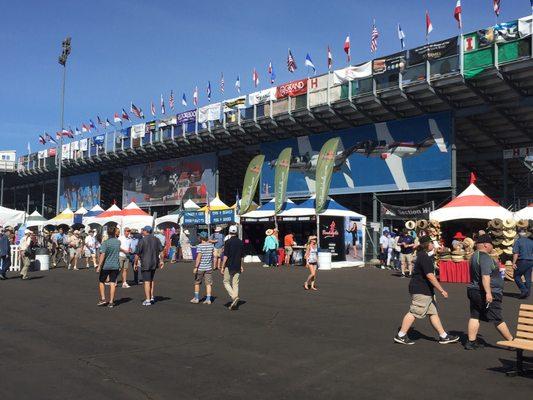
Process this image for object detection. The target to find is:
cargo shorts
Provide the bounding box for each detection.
[409,294,438,319]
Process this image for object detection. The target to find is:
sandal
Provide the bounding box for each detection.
[303,283,309,290]
[311,285,318,291]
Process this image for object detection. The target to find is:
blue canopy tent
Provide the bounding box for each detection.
[240,198,296,221]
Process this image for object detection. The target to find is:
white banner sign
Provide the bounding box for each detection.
[247,88,276,105]
[198,103,222,123]
[333,62,372,85]
[131,123,146,139]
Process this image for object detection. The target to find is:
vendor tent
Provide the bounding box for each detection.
[122,202,153,230]
[429,183,512,222]
[46,208,75,226]
[279,196,365,219]
[241,198,296,220]
[84,205,104,218]
[515,204,533,220]
[90,204,123,226]
[0,206,26,227]
[73,206,88,225]
[155,199,201,226]
[199,196,231,211]
[26,210,47,228]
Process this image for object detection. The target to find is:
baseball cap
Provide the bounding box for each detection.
[229,225,238,234]
[419,235,432,245]
[476,234,492,245]
[199,231,208,239]
[142,226,153,233]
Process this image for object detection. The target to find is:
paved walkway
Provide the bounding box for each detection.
[1,263,531,399]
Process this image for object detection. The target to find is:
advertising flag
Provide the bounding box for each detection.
[274,147,292,215]
[454,1,463,29]
[344,36,351,63]
[239,154,265,215]
[315,137,340,214]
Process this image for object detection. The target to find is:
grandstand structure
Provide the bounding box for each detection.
[1,15,532,218]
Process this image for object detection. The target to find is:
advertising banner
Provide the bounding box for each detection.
[123,153,216,207]
[373,52,407,74]
[315,137,340,214]
[408,37,458,65]
[332,62,373,84]
[345,217,364,263]
[224,96,246,110]
[260,112,452,198]
[60,172,100,211]
[276,79,307,99]
[464,20,519,52]
[131,123,146,139]
[61,143,70,160]
[198,103,221,123]
[80,138,88,151]
[177,110,196,124]
[239,154,265,215]
[274,147,292,215]
[158,116,177,128]
[210,209,235,224]
[319,216,345,261]
[248,88,276,105]
[380,201,434,220]
[183,211,206,225]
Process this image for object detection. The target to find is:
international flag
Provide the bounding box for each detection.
[182,93,187,107]
[235,75,241,93]
[106,118,113,127]
[454,1,462,29]
[305,53,316,74]
[193,86,198,106]
[68,127,75,137]
[60,129,73,138]
[426,10,433,38]
[252,68,259,87]
[97,116,104,127]
[160,93,165,115]
[327,46,333,71]
[268,62,276,84]
[344,36,351,63]
[114,112,121,124]
[81,124,90,133]
[169,90,175,109]
[287,49,297,73]
[370,22,379,53]
[74,127,82,136]
[397,24,406,50]
[493,0,501,17]
[89,120,97,130]
[220,73,225,93]
[39,135,46,145]
[121,109,130,120]
[27,142,31,155]
[207,81,211,102]
[150,101,156,116]
[131,102,144,119]
[45,133,57,144]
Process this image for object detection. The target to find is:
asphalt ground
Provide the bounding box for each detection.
[1,261,532,400]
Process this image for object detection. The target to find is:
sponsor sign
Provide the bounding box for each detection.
[373,52,407,74]
[210,209,234,224]
[183,211,206,225]
[198,103,221,123]
[319,216,345,262]
[248,88,276,105]
[130,123,146,139]
[380,201,434,220]
[60,172,100,211]
[177,110,197,124]
[503,146,533,160]
[332,62,373,84]
[408,37,458,65]
[276,78,307,99]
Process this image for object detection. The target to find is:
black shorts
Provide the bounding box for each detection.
[99,269,119,283]
[141,269,156,282]
[467,288,503,323]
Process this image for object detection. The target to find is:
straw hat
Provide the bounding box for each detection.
[489,249,499,258]
[405,220,416,230]
[452,255,465,262]
[492,238,503,246]
[491,229,503,237]
[451,249,465,256]
[503,229,516,239]
[503,219,516,229]
[416,220,429,230]
[517,219,529,229]
[494,248,503,256]
[265,229,274,236]
[429,219,440,228]
[503,248,513,255]
[463,238,475,248]
[491,218,504,230]
[502,239,514,247]
[504,260,513,267]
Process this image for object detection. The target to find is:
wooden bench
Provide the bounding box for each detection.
[497,303,533,376]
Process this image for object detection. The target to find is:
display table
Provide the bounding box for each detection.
[439,260,470,283]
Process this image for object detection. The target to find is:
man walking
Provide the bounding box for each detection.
[118,228,132,288]
[210,226,225,270]
[398,229,415,277]
[0,227,11,279]
[191,232,214,304]
[465,234,513,350]
[97,226,125,308]
[18,230,35,280]
[221,225,243,310]
[134,226,164,306]
[283,230,296,266]
[512,228,533,299]
[379,230,391,269]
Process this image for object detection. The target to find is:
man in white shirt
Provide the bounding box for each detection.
[118,228,132,288]
[84,230,99,269]
[18,230,34,280]
[379,230,391,269]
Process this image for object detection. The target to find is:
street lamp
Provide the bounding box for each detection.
[56,37,71,214]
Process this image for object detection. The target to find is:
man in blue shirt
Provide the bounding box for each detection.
[210,226,225,270]
[512,228,533,299]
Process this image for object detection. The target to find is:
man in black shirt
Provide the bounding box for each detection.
[221,225,243,310]
[134,226,164,306]
[394,235,459,345]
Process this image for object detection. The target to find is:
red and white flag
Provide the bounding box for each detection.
[425,10,433,37]
[344,36,351,63]
[81,124,90,133]
[169,90,175,110]
[370,22,379,53]
[150,101,156,116]
[193,86,198,106]
[493,0,501,17]
[252,68,259,87]
[327,45,332,70]
[113,112,121,124]
[454,1,462,29]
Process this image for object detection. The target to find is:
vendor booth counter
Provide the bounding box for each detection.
[438,260,470,283]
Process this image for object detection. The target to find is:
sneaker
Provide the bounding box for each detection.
[394,333,415,345]
[150,297,155,304]
[203,299,212,305]
[97,300,107,306]
[0,275,6,280]
[439,334,460,344]
[142,300,152,306]
[262,264,269,268]
[107,302,115,308]
[122,283,130,289]
[229,297,239,310]
[190,298,200,304]
[465,340,483,350]
[401,273,406,278]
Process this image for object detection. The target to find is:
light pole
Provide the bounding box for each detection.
[56,37,71,214]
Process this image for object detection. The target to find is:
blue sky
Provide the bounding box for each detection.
[1,0,530,155]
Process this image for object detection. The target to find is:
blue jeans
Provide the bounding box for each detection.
[0,256,10,277]
[514,260,533,297]
[265,249,277,266]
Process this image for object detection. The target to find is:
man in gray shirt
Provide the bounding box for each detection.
[465,234,513,350]
[134,226,164,307]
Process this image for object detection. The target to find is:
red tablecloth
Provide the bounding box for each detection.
[439,260,470,283]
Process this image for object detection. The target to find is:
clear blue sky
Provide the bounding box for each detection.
[1,0,530,155]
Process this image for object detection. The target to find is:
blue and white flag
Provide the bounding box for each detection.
[305,53,316,74]
[235,75,241,93]
[182,93,187,107]
[397,24,406,49]
[207,81,212,102]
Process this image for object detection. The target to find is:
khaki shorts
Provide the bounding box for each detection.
[409,294,438,319]
[284,246,293,256]
[400,253,414,265]
[213,248,223,258]
[194,270,213,285]
[119,257,130,270]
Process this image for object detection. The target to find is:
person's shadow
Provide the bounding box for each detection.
[224,300,247,310]
[503,291,522,299]
[114,297,132,306]
[153,296,171,303]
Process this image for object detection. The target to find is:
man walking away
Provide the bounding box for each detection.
[394,235,459,345]
[191,232,214,304]
[466,234,513,349]
[398,229,415,277]
[170,230,181,263]
[512,228,533,299]
[118,228,132,288]
[129,229,140,284]
[379,230,390,269]
[134,226,164,306]
[221,225,243,310]
[210,226,225,270]
[97,227,126,308]
[0,227,11,279]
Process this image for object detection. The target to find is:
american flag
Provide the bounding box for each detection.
[150,101,156,116]
[121,108,130,120]
[371,22,379,53]
[493,0,501,16]
[169,90,175,109]
[131,103,144,119]
[287,49,297,73]
[220,73,224,93]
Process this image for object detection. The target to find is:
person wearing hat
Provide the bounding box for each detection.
[465,234,513,350]
[118,228,133,288]
[379,230,391,269]
[512,228,533,299]
[0,226,11,280]
[210,226,225,270]
[134,226,164,306]
[221,225,243,310]
[262,229,278,268]
[129,229,141,284]
[451,232,466,249]
[398,229,416,278]
[191,231,215,304]
[304,235,319,290]
[394,235,459,345]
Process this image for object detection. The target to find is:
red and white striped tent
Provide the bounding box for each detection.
[121,202,153,230]
[514,204,533,220]
[87,204,123,226]
[430,183,512,222]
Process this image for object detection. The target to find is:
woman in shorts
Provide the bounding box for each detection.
[304,236,318,291]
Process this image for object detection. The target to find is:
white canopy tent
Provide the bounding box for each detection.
[278,195,366,219]
[241,198,296,220]
[429,183,512,222]
[85,204,122,226]
[515,204,533,220]
[26,210,47,228]
[155,199,200,226]
[45,208,74,226]
[0,206,26,227]
[121,202,154,230]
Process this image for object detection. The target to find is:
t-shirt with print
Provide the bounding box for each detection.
[468,250,503,294]
[100,238,121,270]
[197,242,214,271]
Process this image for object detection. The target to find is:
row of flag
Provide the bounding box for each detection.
[37,0,524,147]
